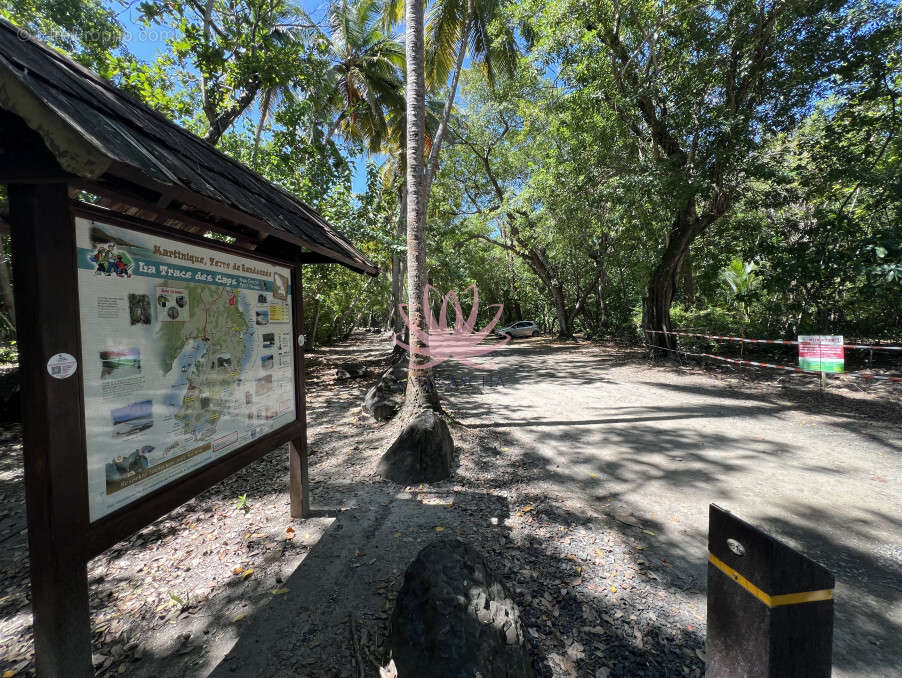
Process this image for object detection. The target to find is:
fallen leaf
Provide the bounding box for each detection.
[393,532,402,538]
[272,588,290,595]
[522,506,532,512]
[242,568,254,579]
[284,527,296,540]
[435,526,445,532]
[232,566,244,576]
[232,614,246,623]
[610,586,617,593]
[642,529,656,536]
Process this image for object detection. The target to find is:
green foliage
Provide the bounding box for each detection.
[324,0,405,152]
[0,341,17,364]
[1,0,124,69]
[3,0,898,349]
[720,260,759,299]
[236,493,249,512]
[669,306,740,336]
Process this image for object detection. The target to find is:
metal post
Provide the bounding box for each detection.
[706,504,834,677]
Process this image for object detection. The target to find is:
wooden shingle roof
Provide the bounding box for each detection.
[0,19,378,275]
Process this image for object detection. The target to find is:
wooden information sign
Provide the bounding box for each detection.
[9,196,311,676]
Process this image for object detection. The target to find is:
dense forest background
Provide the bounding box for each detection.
[1,0,900,352]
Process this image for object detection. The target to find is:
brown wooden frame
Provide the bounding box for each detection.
[9,183,310,677]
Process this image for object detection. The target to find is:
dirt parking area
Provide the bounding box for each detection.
[438,337,902,677]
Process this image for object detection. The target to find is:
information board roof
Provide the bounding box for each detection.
[0,19,378,275]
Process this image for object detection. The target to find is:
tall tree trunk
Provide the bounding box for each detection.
[307,297,321,351]
[642,205,707,354]
[680,247,695,305]
[252,88,274,167]
[597,266,607,329]
[551,284,570,338]
[529,248,570,338]
[402,0,439,414]
[391,185,407,336]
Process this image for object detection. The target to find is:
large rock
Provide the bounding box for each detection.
[335,362,366,381]
[362,364,408,421]
[377,410,452,483]
[364,383,398,421]
[388,539,534,678]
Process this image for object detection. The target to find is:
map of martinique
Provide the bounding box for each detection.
[77,216,296,522]
[157,283,252,439]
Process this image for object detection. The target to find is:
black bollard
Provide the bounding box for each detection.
[706,504,834,677]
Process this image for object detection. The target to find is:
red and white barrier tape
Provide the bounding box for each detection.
[644,343,902,383]
[644,329,902,351]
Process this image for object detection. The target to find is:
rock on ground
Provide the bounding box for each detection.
[363,364,408,421]
[363,364,407,421]
[377,410,453,483]
[364,383,398,421]
[388,538,534,678]
[336,362,366,380]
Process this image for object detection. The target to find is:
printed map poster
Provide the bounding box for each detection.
[798,335,844,373]
[75,217,297,521]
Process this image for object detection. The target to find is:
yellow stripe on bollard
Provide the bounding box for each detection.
[708,552,833,608]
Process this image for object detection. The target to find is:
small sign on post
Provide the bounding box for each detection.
[706,504,834,678]
[798,335,844,373]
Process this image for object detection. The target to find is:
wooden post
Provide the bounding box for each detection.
[706,504,834,677]
[289,263,310,518]
[8,183,94,677]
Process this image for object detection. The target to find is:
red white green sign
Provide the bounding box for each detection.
[798,335,844,373]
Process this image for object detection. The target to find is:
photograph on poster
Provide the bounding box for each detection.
[111,399,153,437]
[128,294,151,325]
[255,373,273,396]
[273,272,288,300]
[99,348,141,379]
[75,217,297,521]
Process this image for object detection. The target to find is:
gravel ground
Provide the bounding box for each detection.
[0,333,898,677]
[438,336,902,678]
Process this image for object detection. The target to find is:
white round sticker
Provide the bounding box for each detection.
[47,353,78,379]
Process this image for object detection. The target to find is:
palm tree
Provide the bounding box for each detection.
[400,0,441,413]
[720,258,760,326]
[421,0,518,201]
[323,0,405,152]
[381,98,443,338]
[380,0,518,201]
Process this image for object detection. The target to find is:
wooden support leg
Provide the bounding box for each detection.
[289,437,309,518]
[9,183,93,677]
[289,263,309,518]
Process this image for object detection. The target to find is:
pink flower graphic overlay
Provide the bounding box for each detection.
[392,284,509,369]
